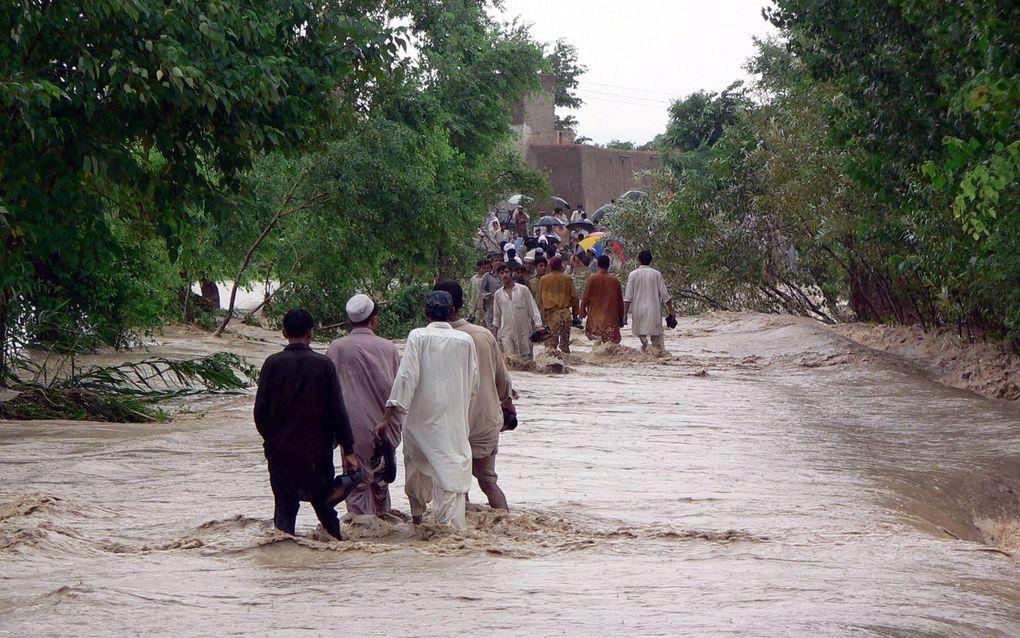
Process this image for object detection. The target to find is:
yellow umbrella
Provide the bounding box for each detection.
[579,232,606,251]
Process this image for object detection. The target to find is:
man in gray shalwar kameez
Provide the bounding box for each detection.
[493,263,543,360]
[435,280,514,511]
[480,254,503,330]
[326,294,402,518]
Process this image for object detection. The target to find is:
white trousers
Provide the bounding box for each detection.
[403,437,467,529]
[638,334,665,352]
[499,332,534,359]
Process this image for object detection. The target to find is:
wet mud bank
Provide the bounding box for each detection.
[833,321,1020,401]
[3,312,1020,635]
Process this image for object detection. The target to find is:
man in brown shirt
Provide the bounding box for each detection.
[538,256,579,353]
[434,281,515,511]
[580,255,625,344]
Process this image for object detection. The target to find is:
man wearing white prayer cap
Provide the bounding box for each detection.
[346,294,373,322]
[503,242,523,267]
[325,294,404,520]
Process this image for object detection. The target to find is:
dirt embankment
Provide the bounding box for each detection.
[832,323,1020,401]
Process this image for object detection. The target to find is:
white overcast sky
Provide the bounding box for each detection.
[494,0,778,145]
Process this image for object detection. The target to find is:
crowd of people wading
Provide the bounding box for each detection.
[254,199,677,537]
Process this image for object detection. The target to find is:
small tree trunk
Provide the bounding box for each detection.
[214,170,319,337]
[0,291,9,388]
[199,279,221,311]
[178,271,194,322]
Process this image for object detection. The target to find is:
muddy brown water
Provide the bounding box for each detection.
[2,313,1020,636]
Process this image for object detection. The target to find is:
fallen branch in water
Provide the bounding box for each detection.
[0,353,258,423]
[0,387,162,422]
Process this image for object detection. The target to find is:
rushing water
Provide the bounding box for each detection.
[2,313,1020,637]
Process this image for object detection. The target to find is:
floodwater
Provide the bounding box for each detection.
[2,313,1020,637]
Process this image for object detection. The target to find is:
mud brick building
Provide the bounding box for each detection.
[512,74,659,211]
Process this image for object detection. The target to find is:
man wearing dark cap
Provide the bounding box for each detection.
[434,280,514,512]
[254,308,359,540]
[580,255,625,344]
[374,292,478,528]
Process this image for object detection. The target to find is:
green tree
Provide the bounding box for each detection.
[637,135,664,151]
[606,139,636,150]
[659,82,750,181]
[399,1,544,159]
[612,41,887,324]
[545,38,586,132]
[546,38,586,109]
[767,0,1020,339]
[211,0,549,334]
[663,82,748,152]
[0,0,397,373]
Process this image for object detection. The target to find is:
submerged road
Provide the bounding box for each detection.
[2,313,1020,636]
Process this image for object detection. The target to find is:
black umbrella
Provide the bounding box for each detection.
[533,215,562,227]
[550,196,570,209]
[591,204,618,224]
[567,219,596,231]
[620,190,646,201]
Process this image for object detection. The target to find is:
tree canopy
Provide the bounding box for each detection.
[610,2,1019,344]
[1,1,399,357]
[1,0,550,377]
[545,38,586,133]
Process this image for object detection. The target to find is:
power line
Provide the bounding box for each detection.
[576,88,671,105]
[579,95,670,109]
[580,96,668,109]
[577,95,669,110]
[579,80,683,98]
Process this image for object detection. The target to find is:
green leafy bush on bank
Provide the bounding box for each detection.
[614,2,1018,345]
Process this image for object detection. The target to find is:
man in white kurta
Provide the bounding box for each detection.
[490,223,512,247]
[376,291,478,528]
[492,264,543,360]
[623,250,674,353]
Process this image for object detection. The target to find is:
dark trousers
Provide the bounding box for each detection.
[269,467,342,541]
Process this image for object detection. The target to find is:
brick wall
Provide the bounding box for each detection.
[511,74,556,151]
[525,145,659,211]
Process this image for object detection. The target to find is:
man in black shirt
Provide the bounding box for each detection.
[254,308,359,540]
